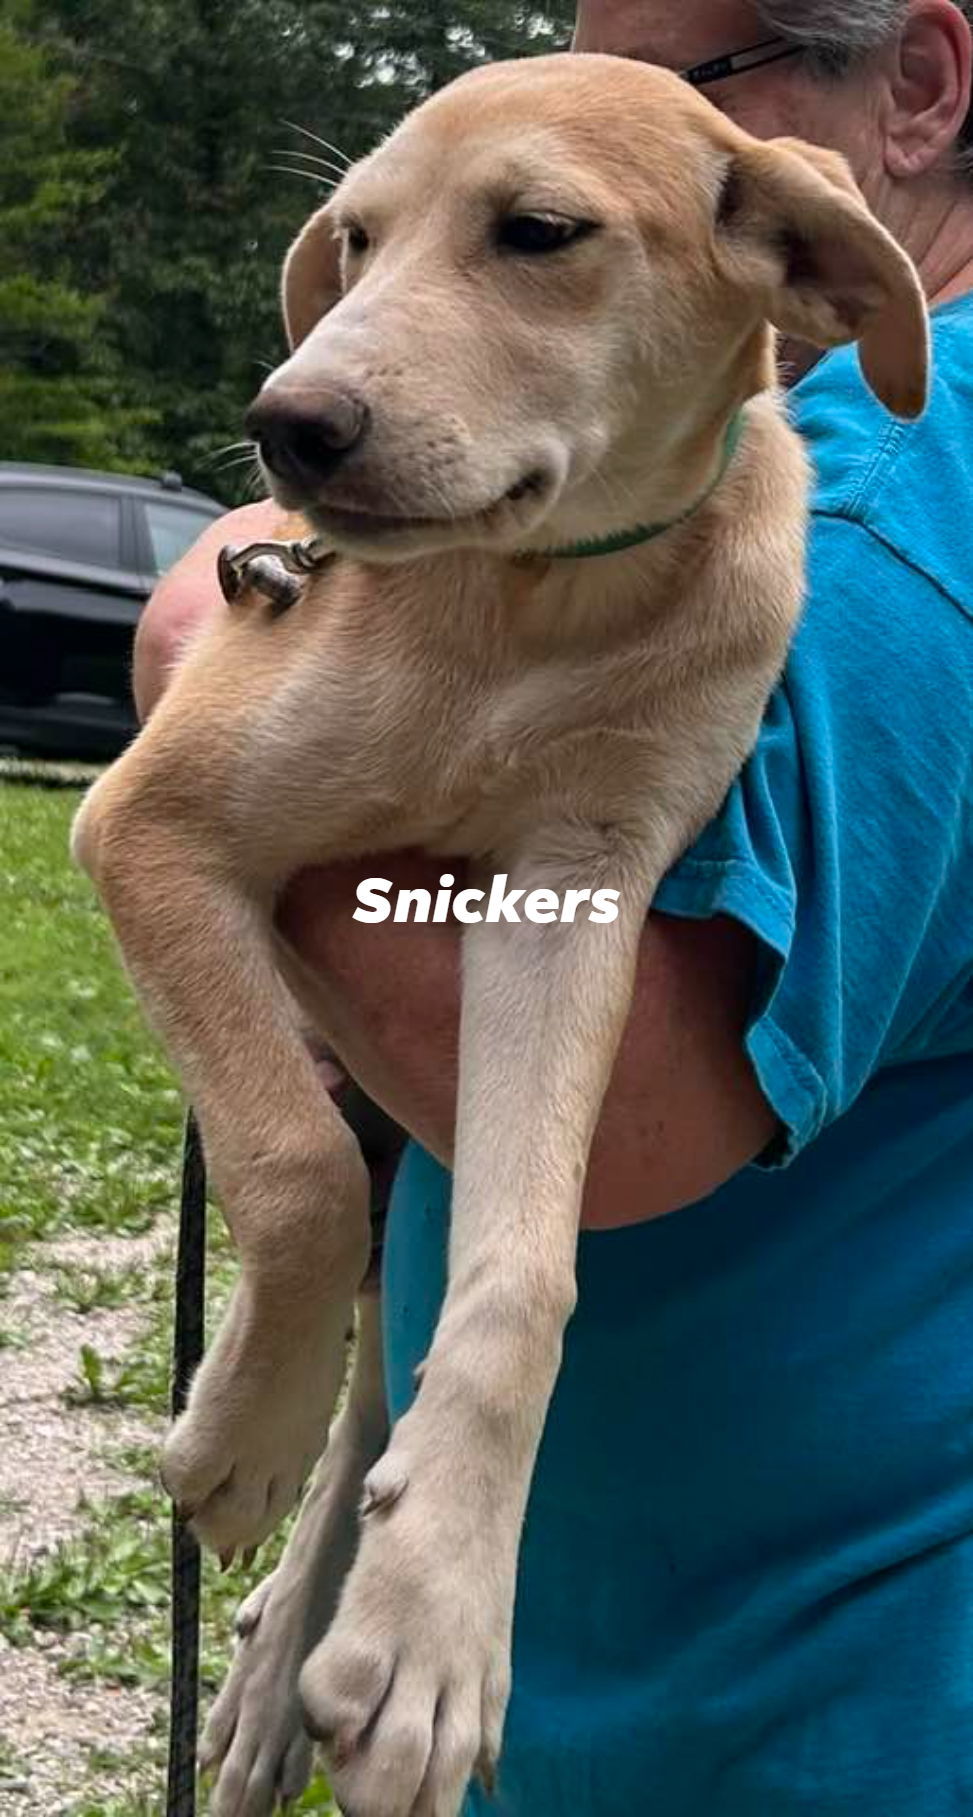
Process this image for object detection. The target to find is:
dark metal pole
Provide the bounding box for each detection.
[166,1111,207,1817]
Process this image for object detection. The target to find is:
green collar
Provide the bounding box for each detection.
[534,412,745,562]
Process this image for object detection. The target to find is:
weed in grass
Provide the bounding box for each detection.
[1,1471,337,1810]
[64,1342,119,1408]
[0,1733,30,1795]
[63,1251,208,1416]
[53,1264,151,1315]
[64,1312,172,1417]
[0,1488,169,1648]
[0,1239,21,1286]
[70,1797,163,1817]
[69,1789,338,1817]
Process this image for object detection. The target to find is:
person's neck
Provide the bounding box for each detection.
[875,172,973,307]
[918,224,973,306]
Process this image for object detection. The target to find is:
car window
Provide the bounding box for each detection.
[143,501,216,575]
[0,488,122,567]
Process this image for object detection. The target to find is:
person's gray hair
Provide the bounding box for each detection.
[755,0,973,176]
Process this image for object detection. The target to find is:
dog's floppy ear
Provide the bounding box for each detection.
[715,136,929,419]
[282,204,344,351]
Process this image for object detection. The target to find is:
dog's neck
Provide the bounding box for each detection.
[356,415,765,669]
[533,412,745,563]
[515,323,774,564]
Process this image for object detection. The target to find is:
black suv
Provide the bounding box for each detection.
[0,464,224,760]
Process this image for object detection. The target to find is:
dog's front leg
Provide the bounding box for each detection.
[202,1292,389,1817]
[72,772,371,1556]
[300,835,653,1817]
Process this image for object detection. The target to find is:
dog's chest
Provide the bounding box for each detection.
[229,560,653,863]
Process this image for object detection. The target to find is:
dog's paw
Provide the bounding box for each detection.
[161,1281,353,1555]
[298,1424,513,1817]
[201,1568,314,1817]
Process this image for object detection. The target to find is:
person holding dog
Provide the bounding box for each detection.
[137,3,973,1812]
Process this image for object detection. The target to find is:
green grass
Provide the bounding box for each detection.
[0,774,336,1813]
[0,780,184,1251]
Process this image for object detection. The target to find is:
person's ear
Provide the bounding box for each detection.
[883,0,972,180]
[715,135,929,418]
[282,204,344,350]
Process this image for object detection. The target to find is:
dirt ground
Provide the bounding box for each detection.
[0,1227,171,1813]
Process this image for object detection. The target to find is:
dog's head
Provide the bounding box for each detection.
[248,53,928,560]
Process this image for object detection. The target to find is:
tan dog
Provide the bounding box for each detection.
[72,52,928,1817]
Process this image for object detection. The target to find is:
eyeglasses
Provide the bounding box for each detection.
[680,36,802,89]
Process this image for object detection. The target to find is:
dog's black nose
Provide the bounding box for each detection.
[246,386,370,490]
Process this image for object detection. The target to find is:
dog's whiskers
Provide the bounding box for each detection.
[589,467,646,523]
[272,147,350,185]
[201,440,256,472]
[203,440,250,461]
[267,164,338,191]
[214,451,262,475]
[281,120,353,167]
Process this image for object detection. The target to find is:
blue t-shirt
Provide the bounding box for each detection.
[382,297,973,1815]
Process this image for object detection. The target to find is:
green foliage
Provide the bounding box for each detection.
[0,12,151,466]
[2,0,573,497]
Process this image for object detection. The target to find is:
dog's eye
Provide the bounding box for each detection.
[497,214,598,256]
[344,222,370,255]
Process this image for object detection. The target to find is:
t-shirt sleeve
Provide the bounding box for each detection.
[652,514,973,1168]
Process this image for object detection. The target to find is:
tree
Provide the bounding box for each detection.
[6,1,574,495]
[0,5,149,466]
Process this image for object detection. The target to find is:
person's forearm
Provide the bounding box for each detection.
[582,912,775,1225]
[278,871,775,1230]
